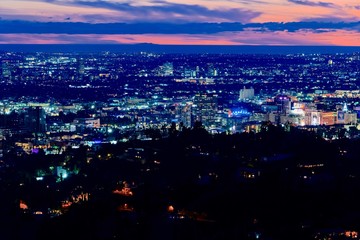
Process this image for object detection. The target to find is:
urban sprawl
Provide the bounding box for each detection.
[1,50,360,239]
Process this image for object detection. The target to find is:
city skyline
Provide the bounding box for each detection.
[1,0,360,45]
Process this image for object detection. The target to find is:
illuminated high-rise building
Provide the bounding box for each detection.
[1,60,11,79]
[24,106,46,133]
[77,57,85,81]
[239,87,255,101]
[180,102,192,128]
[274,94,291,115]
[192,93,218,128]
[207,63,217,77]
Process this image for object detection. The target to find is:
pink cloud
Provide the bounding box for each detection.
[1,30,360,45]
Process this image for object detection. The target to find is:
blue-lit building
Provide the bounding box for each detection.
[225,108,252,133]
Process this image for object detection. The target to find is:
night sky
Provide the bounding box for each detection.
[0,0,360,45]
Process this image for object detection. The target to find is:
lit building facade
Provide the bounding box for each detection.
[239,87,255,101]
[24,106,47,133]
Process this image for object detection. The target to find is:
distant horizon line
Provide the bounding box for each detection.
[1,44,360,54]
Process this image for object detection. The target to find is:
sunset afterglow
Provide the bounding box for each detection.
[1,0,360,45]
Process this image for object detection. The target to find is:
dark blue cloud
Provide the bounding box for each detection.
[288,0,336,8]
[71,1,260,23]
[39,0,260,23]
[1,20,360,34]
[249,21,360,32]
[0,21,241,34]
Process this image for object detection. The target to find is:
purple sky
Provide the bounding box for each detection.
[1,0,360,45]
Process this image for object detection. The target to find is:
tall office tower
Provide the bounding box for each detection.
[24,106,46,133]
[1,61,11,79]
[195,65,200,78]
[77,58,85,81]
[192,93,218,128]
[180,102,193,128]
[239,86,255,101]
[274,94,291,115]
[207,63,217,77]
